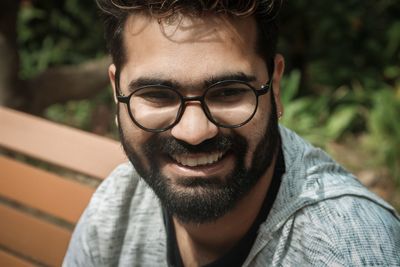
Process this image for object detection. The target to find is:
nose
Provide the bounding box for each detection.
[170,103,218,145]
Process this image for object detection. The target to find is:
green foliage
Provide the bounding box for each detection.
[280,0,400,90]
[277,0,400,185]
[18,0,105,79]
[45,100,93,130]
[364,88,400,185]
[45,87,117,136]
[281,70,400,184]
[281,71,360,147]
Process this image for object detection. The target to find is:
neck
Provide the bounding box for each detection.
[173,154,278,267]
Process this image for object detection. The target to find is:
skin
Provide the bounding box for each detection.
[109,13,285,267]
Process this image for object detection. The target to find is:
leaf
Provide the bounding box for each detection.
[386,21,400,58]
[281,70,301,105]
[325,105,358,140]
[384,66,400,80]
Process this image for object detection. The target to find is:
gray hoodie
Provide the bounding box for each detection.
[63,126,400,266]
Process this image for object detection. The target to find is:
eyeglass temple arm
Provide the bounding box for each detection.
[114,69,131,104]
[256,60,275,96]
[117,95,130,103]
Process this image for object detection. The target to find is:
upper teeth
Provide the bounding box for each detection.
[172,152,224,167]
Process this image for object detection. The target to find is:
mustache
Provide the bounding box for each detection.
[143,133,245,156]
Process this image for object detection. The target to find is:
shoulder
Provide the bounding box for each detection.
[63,162,163,266]
[257,127,400,266]
[83,162,157,223]
[292,195,400,266]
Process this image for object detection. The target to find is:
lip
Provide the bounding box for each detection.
[163,151,234,177]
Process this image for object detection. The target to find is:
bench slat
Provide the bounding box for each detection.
[0,250,35,267]
[0,155,94,224]
[0,106,125,179]
[0,204,71,267]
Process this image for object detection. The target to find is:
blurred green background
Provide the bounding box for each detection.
[3,0,400,207]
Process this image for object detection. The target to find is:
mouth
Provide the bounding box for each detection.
[170,151,226,167]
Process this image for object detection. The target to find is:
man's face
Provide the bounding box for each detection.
[111,14,283,223]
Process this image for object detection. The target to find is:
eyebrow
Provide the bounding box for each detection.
[127,72,258,92]
[127,78,180,92]
[205,72,257,87]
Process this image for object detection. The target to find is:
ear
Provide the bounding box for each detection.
[108,64,118,104]
[272,54,285,118]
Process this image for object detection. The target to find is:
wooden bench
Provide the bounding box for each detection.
[0,106,126,266]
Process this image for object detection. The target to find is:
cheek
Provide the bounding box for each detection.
[236,103,270,168]
[118,106,152,155]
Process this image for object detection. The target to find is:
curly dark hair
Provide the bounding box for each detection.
[96,0,282,74]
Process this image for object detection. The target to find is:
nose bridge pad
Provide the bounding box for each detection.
[176,98,210,126]
[180,102,211,128]
[171,101,218,144]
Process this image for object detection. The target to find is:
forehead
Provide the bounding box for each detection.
[121,13,266,85]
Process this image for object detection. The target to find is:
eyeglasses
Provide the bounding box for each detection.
[115,73,273,133]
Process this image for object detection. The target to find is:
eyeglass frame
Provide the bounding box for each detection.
[115,68,274,133]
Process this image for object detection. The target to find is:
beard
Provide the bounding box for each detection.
[118,95,280,224]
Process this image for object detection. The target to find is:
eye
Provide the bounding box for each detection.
[134,87,179,105]
[207,85,252,103]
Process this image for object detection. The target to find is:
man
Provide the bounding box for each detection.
[64,1,400,266]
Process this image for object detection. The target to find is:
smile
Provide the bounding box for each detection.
[171,151,225,167]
